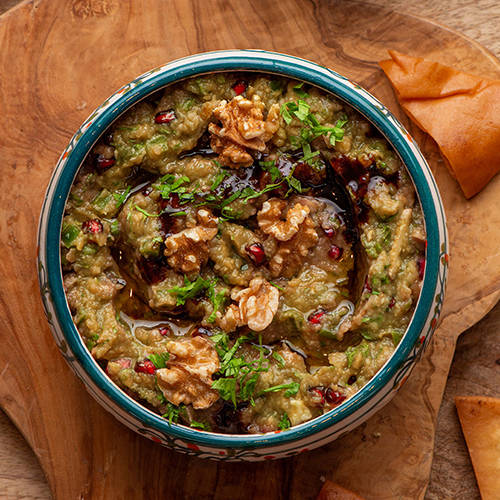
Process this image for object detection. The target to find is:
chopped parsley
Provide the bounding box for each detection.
[293,82,310,100]
[113,185,131,208]
[211,333,274,407]
[207,286,228,323]
[391,330,404,346]
[61,223,80,248]
[269,281,285,292]
[69,193,84,206]
[134,204,160,217]
[278,412,291,430]
[345,342,371,368]
[167,276,226,319]
[280,98,348,161]
[272,351,285,368]
[380,223,392,245]
[256,381,300,398]
[162,402,186,425]
[211,161,232,190]
[168,275,212,306]
[148,352,170,369]
[190,420,212,431]
[156,174,194,204]
[259,160,281,182]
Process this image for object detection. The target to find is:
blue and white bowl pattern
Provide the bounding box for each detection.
[37,50,448,461]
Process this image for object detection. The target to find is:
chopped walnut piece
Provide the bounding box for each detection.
[210,133,253,167]
[257,199,311,241]
[217,278,280,332]
[218,303,244,332]
[269,217,319,278]
[209,96,280,168]
[156,336,220,410]
[236,277,280,331]
[164,209,218,274]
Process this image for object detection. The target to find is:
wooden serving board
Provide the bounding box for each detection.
[2,1,500,498]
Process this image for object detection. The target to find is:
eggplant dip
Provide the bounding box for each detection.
[61,73,426,434]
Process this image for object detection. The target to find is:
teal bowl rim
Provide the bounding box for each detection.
[41,50,444,450]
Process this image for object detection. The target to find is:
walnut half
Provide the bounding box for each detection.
[219,277,280,332]
[164,208,218,274]
[257,199,311,241]
[156,336,220,410]
[209,96,280,168]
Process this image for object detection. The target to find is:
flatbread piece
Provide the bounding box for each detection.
[316,480,366,500]
[379,50,500,198]
[455,395,500,500]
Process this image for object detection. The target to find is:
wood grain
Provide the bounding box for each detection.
[425,298,500,500]
[2,1,500,499]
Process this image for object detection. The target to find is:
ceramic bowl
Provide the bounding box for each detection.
[37,50,448,461]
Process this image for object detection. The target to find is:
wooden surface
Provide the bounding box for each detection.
[2,0,500,499]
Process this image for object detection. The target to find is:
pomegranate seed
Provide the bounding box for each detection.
[115,358,131,369]
[159,327,169,336]
[325,388,346,406]
[328,245,343,260]
[309,387,325,406]
[82,218,103,235]
[308,309,325,324]
[389,297,396,309]
[246,242,266,266]
[142,186,153,197]
[155,109,176,124]
[417,258,425,280]
[135,360,156,375]
[364,277,372,294]
[233,80,247,95]
[347,375,357,385]
[94,154,115,170]
[322,227,336,238]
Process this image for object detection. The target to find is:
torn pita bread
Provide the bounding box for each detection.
[455,395,500,500]
[316,480,366,500]
[379,51,500,198]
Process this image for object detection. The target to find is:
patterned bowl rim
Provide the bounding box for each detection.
[38,49,447,450]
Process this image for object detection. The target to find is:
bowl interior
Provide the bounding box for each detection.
[39,50,446,451]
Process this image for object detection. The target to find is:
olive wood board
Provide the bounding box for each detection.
[2,1,500,499]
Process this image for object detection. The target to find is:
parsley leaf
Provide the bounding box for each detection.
[155,174,195,204]
[211,378,237,407]
[257,382,300,398]
[280,102,294,125]
[168,275,211,306]
[279,99,348,162]
[293,82,310,99]
[278,412,291,430]
[391,330,404,346]
[69,193,84,206]
[162,402,186,425]
[269,281,285,292]
[190,420,211,431]
[259,160,281,182]
[207,287,227,323]
[211,162,232,190]
[113,185,131,208]
[211,333,273,407]
[148,352,170,369]
[295,100,310,121]
[272,351,285,368]
[135,204,160,217]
